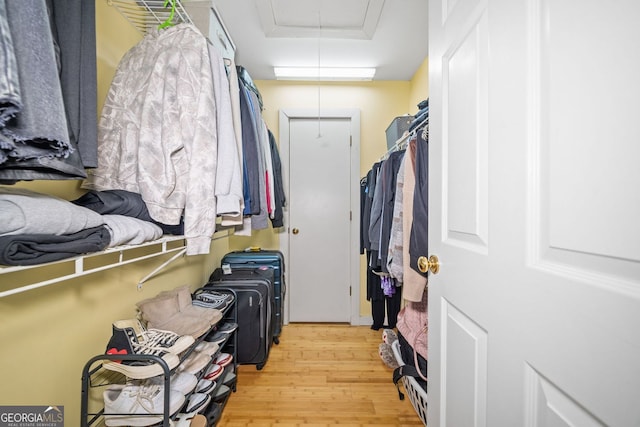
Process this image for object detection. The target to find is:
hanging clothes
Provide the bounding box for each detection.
[48,0,98,168]
[207,42,243,226]
[409,126,429,280]
[402,136,427,302]
[378,149,406,273]
[268,129,286,228]
[83,23,218,256]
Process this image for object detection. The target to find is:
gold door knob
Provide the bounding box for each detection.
[417,255,440,274]
[292,228,299,235]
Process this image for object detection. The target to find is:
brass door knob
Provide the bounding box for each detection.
[292,228,299,235]
[417,255,440,274]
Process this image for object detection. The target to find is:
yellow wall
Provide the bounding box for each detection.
[409,57,429,113]
[0,1,229,419]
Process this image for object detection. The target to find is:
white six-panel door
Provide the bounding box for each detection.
[279,109,362,324]
[428,0,640,426]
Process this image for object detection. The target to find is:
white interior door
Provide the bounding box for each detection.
[428,0,640,426]
[280,111,361,323]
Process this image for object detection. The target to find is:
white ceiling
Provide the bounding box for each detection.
[212,0,429,81]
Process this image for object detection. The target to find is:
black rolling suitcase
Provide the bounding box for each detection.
[206,267,275,370]
[221,247,285,344]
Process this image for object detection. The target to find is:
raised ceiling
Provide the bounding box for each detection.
[213,0,429,81]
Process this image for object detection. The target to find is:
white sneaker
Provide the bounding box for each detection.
[139,372,198,396]
[113,319,195,354]
[103,383,185,426]
[194,341,219,356]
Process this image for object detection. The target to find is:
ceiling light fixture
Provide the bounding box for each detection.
[273,67,376,81]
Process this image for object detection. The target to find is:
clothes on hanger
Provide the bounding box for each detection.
[360,101,429,329]
[83,23,218,256]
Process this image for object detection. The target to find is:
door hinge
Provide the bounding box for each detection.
[349,286,352,296]
[350,135,352,147]
[350,210,353,221]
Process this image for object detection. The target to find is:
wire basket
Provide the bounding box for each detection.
[392,340,427,426]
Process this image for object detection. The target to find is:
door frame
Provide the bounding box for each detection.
[278,108,363,325]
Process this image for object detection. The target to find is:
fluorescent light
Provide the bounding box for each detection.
[273,67,376,81]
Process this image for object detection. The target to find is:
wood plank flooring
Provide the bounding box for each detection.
[217,323,425,427]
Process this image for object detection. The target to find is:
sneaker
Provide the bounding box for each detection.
[103,383,185,426]
[221,369,236,388]
[203,363,223,381]
[103,328,180,380]
[194,341,219,356]
[195,379,215,394]
[192,289,234,310]
[176,352,211,375]
[211,384,231,403]
[216,322,238,334]
[203,330,227,345]
[136,372,198,396]
[213,352,233,367]
[378,342,399,369]
[382,328,398,345]
[113,319,195,354]
[184,392,211,413]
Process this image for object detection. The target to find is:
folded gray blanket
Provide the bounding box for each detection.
[0,225,110,266]
[0,187,104,236]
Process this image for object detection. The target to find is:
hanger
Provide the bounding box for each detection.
[158,0,176,29]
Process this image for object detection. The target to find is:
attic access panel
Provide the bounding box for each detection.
[255,0,385,39]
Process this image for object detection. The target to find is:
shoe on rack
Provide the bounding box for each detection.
[139,371,198,396]
[211,384,231,403]
[136,286,222,338]
[176,352,212,375]
[103,328,180,380]
[221,369,236,388]
[213,352,233,367]
[192,288,234,310]
[113,319,195,354]
[203,363,223,381]
[194,341,219,356]
[195,379,215,394]
[203,330,227,345]
[215,322,238,335]
[103,383,185,426]
[184,392,211,413]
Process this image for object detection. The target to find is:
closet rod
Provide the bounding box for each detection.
[380,116,429,161]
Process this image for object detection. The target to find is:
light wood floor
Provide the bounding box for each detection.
[217,323,424,427]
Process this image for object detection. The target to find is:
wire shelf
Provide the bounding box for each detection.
[108,0,194,35]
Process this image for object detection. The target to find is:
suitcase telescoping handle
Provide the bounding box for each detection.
[244,246,262,252]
